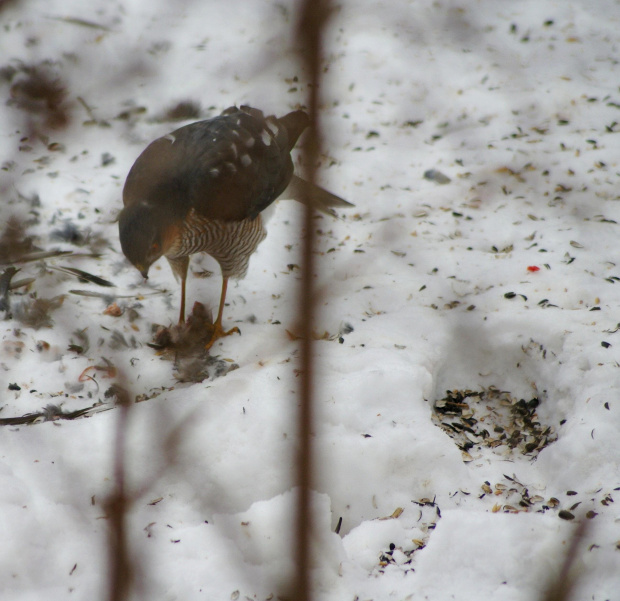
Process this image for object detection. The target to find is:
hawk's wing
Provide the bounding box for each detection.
[123,106,309,222]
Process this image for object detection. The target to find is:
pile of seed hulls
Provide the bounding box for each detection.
[431,387,557,462]
[373,390,570,574]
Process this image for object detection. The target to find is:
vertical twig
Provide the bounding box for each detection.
[103,385,195,601]
[105,385,133,601]
[540,520,589,601]
[294,2,331,601]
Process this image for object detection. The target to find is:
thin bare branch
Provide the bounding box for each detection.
[105,384,133,601]
[540,520,589,601]
[293,2,332,601]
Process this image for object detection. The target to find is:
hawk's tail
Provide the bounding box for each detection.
[283,174,354,217]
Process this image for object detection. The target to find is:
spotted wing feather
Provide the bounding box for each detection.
[123,106,309,223]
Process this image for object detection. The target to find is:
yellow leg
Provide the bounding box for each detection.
[166,256,190,325]
[214,275,228,327]
[205,276,240,349]
[178,274,186,324]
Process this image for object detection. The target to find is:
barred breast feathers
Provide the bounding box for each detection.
[166,209,267,279]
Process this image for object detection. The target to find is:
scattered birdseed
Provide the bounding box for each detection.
[374,499,439,573]
[432,388,557,460]
[423,169,451,184]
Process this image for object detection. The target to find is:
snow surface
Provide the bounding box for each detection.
[1,0,620,599]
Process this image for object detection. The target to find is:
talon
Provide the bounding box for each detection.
[205,324,241,350]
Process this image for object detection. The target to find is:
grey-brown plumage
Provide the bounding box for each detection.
[119,105,352,346]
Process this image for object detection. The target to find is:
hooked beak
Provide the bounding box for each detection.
[135,264,149,280]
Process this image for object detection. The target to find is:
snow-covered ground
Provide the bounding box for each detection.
[1,0,620,599]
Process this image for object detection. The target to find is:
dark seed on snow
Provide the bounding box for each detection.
[558,510,575,520]
[335,517,342,534]
[423,169,451,184]
[340,322,354,335]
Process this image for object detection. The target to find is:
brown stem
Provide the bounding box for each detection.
[294,2,331,601]
[106,386,133,601]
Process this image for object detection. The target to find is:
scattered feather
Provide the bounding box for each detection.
[13,295,65,328]
[0,266,19,312]
[51,265,115,287]
[0,217,37,264]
